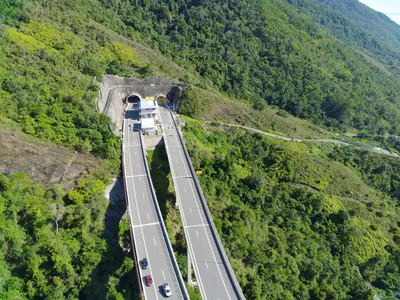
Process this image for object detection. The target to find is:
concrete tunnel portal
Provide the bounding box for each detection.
[155,94,168,105]
[126,94,141,103]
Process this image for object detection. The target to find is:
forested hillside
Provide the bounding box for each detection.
[96,0,400,135]
[181,119,400,299]
[0,1,148,298]
[289,0,400,67]
[2,0,400,299]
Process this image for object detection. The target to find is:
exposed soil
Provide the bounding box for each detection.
[0,125,99,188]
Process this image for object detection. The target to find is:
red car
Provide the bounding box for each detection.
[146,274,153,286]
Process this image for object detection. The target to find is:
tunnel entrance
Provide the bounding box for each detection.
[155,95,168,105]
[126,95,141,103]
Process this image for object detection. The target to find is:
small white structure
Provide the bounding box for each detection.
[140,100,158,121]
[142,118,157,135]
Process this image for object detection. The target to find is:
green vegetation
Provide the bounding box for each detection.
[289,0,400,67]
[0,168,138,299]
[0,1,148,299]
[182,118,400,299]
[0,171,94,297]
[99,0,400,135]
[2,0,400,299]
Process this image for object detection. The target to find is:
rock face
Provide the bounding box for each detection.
[104,177,125,204]
[0,128,98,187]
[98,75,186,133]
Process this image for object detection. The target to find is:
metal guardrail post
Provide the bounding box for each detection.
[165,107,246,300]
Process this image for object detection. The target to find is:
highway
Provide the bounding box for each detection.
[159,105,245,300]
[122,108,187,300]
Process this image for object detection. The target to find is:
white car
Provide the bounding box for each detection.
[162,283,172,297]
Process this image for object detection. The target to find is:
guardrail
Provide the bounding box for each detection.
[165,106,246,299]
[121,118,144,300]
[138,132,190,300]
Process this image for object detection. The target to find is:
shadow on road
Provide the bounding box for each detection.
[80,178,139,300]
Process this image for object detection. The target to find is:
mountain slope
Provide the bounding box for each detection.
[182,118,400,299]
[2,0,400,299]
[288,0,400,67]
[97,0,400,135]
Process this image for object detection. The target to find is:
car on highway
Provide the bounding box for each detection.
[145,274,153,286]
[162,283,172,297]
[141,258,149,269]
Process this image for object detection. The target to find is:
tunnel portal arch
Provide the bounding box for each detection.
[155,94,168,105]
[126,93,142,103]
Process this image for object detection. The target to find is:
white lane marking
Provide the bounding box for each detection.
[187,176,232,299]
[190,207,192,213]
[142,193,145,199]
[124,174,146,178]
[132,222,159,228]
[136,163,139,167]
[168,113,231,299]
[176,160,179,164]
[162,270,166,280]
[205,260,209,269]
[125,132,158,300]
[153,238,156,246]
[184,188,187,194]
[139,176,142,182]
[162,114,208,300]
[184,224,209,228]
[135,151,137,155]
[147,213,150,220]
[196,230,199,238]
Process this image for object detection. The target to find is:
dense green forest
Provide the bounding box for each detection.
[3,0,400,138]
[97,0,400,135]
[2,0,400,299]
[0,1,143,299]
[0,168,138,299]
[180,119,400,299]
[289,0,400,67]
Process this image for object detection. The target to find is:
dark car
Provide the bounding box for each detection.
[141,258,149,269]
[145,274,153,286]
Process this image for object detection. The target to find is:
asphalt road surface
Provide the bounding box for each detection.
[159,106,244,300]
[123,108,185,300]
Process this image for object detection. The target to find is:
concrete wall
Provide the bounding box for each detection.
[97,75,186,134]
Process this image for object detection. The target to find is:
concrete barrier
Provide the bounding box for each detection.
[165,107,246,299]
[138,132,190,300]
[121,118,144,300]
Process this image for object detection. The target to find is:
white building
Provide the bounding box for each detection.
[139,99,158,135]
[142,118,157,135]
[139,99,158,121]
